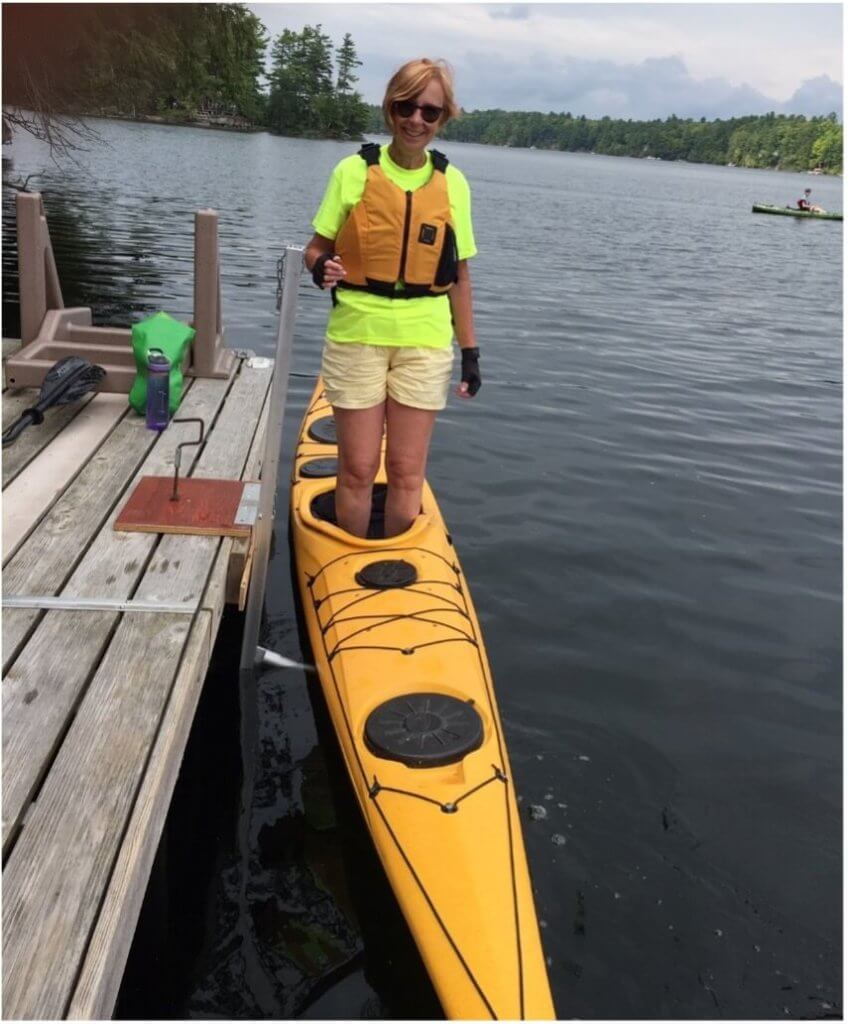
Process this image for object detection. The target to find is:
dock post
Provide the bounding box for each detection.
[191,209,235,379]
[239,245,304,673]
[16,192,64,345]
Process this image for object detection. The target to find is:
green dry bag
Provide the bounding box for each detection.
[128,312,195,416]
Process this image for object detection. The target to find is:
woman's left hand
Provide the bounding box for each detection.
[457,347,481,398]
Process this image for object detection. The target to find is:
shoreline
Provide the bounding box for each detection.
[436,137,840,176]
[79,113,362,143]
[84,112,264,135]
[8,111,841,177]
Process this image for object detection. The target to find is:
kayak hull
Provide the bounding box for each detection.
[290,381,555,1020]
[752,202,843,221]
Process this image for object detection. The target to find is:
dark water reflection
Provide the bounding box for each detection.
[3,121,841,1018]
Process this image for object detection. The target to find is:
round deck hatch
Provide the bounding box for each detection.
[355,560,417,589]
[365,693,483,768]
[308,416,337,444]
[300,457,339,478]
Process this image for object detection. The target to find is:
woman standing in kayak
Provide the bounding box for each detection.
[304,58,480,539]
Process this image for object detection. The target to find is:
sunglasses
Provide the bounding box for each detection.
[392,99,444,124]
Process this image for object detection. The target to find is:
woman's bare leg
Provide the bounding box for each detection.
[384,397,438,536]
[333,402,386,537]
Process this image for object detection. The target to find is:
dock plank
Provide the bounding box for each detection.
[2,394,129,564]
[2,612,193,1021]
[2,389,35,429]
[1,413,162,669]
[2,394,97,487]
[2,379,230,845]
[227,392,271,605]
[68,376,273,1017]
[66,611,212,1019]
[2,363,272,1019]
[1,379,217,673]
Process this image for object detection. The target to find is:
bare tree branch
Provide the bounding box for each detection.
[3,57,102,159]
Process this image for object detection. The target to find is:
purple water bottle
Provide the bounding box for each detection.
[145,348,171,430]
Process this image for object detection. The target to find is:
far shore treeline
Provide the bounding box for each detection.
[2,3,842,173]
[432,108,843,174]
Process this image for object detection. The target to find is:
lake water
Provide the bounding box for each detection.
[2,121,842,1019]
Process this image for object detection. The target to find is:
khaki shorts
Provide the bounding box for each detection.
[321,340,454,411]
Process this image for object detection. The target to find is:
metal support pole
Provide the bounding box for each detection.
[238,245,304,673]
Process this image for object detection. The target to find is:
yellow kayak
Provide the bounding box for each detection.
[290,380,555,1020]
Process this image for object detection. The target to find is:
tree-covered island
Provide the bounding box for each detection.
[2,3,842,173]
[2,4,369,148]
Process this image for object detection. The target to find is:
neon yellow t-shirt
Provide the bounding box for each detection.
[311,144,477,349]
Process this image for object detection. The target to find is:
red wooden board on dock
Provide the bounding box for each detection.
[114,476,256,537]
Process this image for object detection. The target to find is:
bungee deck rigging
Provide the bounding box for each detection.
[290,381,555,1019]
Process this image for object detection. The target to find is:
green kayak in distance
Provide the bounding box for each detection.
[752,203,843,221]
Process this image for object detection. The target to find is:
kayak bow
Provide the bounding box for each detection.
[752,203,843,221]
[290,380,555,1020]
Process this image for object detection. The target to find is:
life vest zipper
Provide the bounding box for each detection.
[398,190,413,287]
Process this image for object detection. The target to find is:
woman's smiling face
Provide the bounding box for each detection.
[391,78,445,160]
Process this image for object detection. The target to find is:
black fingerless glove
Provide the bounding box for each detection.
[460,347,482,397]
[311,252,335,289]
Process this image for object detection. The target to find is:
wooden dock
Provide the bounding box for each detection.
[2,349,272,1018]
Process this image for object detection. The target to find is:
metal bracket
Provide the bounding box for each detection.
[234,482,261,526]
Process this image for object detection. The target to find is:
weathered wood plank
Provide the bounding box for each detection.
[226,386,271,605]
[125,364,272,611]
[1,413,162,669]
[2,394,129,564]
[2,394,97,487]
[65,609,212,1020]
[2,379,231,844]
[68,367,273,1018]
[1,380,216,673]
[244,369,272,480]
[2,363,272,1019]
[2,612,193,1021]
[2,389,36,428]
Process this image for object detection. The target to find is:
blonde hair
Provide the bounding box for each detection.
[382,58,460,131]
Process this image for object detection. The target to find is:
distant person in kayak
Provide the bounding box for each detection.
[304,58,480,538]
[797,188,824,213]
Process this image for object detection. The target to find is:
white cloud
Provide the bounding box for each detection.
[248,3,843,119]
[457,49,835,119]
[785,75,844,116]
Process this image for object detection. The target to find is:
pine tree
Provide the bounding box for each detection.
[301,24,334,134]
[335,33,361,94]
[334,32,368,138]
[266,28,304,134]
[266,25,369,140]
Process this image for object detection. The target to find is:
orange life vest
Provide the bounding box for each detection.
[334,143,458,299]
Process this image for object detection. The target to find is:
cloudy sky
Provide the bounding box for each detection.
[247,3,843,120]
